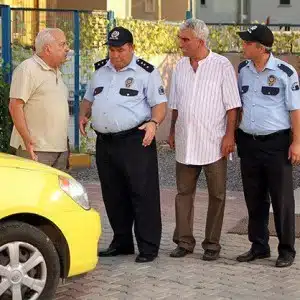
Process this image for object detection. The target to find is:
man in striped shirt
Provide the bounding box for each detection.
[168,19,241,261]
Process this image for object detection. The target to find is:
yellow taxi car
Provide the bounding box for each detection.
[0,153,101,300]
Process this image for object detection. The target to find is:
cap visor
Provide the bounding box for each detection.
[237,31,254,41]
[104,40,127,47]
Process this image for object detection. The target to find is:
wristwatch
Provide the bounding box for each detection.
[149,119,159,129]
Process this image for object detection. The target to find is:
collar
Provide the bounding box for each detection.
[248,53,276,73]
[184,49,212,66]
[264,53,277,70]
[106,55,137,72]
[198,49,212,65]
[33,54,61,74]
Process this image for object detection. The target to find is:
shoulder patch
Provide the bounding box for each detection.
[94,58,109,71]
[291,82,300,91]
[278,63,294,77]
[136,58,154,73]
[238,60,249,73]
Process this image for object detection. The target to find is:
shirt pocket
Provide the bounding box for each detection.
[261,86,280,96]
[119,88,139,97]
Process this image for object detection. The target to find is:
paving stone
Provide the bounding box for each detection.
[55,186,300,300]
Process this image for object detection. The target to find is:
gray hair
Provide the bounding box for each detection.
[180,19,209,43]
[35,28,62,54]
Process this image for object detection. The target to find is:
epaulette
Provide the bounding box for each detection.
[94,58,109,71]
[136,58,154,73]
[238,60,249,73]
[278,63,294,77]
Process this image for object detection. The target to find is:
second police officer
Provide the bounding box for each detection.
[236,24,300,268]
[79,27,167,263]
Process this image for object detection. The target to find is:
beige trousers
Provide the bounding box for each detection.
[16,148,69,172]
[173,158,227,252]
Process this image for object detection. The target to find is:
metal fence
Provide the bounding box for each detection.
[0,5,114,151]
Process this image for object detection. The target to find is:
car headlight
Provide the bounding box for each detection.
[59,176,90,210]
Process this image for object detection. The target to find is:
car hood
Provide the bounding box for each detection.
[0,153,70,177]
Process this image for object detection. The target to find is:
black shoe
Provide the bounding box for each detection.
[236,250,271,262]
[276,254,294,268]
[202,249,220,261]
[98,246,134,257]
[170,246,192,258]
[135,254,157,263]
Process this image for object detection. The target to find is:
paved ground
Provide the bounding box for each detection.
[69,149,300,192]
[55,185,300,300]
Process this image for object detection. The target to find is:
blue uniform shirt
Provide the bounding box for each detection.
[238,54,300,135]
[84,55,167,133]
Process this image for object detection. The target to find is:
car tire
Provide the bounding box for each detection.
[0,221,60,300]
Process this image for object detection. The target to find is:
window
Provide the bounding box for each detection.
[201,0,206,5]
[145,0,156,13]
[280,0,290,5]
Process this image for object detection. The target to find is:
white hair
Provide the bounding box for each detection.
[180,19,209,43]
[35,28,62,54]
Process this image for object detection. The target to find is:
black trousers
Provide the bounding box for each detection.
[95,129,161,256]
[236,129,295,257]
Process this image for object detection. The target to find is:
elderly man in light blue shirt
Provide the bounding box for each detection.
[79,26,167,263]
[236,24,300,268]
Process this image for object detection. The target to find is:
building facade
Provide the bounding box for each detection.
[1,0,298,24]
[0,0,189,21]
[196,0,299,24]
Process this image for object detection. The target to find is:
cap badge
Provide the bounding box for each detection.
[247,25,257,33]
[110,31,120,40]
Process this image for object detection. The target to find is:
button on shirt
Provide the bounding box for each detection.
[84,55,167,133]
[168,51,241,165]
[238,54,300,135]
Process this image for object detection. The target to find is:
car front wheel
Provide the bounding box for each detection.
[0,221,60,300]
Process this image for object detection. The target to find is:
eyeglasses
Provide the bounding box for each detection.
[58,41,69,47]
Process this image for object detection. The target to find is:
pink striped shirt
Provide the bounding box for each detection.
[169,51,241,165]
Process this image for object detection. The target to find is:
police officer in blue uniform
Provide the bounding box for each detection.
[236,24,300,267]
[79,27,167,263]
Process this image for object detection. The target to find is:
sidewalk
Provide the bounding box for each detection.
[55,185,300,300]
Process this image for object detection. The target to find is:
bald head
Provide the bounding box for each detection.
[35,28,64,55]
[35,28,69,68]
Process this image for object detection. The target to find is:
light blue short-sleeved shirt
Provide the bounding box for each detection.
[84,55,167,133]
[238,54,300,135]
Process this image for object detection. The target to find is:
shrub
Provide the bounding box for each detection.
[0,69,12,153]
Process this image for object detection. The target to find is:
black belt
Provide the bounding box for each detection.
[238,128,290,141]
[94,123,145,139]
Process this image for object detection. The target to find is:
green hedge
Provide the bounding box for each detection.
[116,19,179,58]
[0,70,12,153]
[74,17,300,57]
